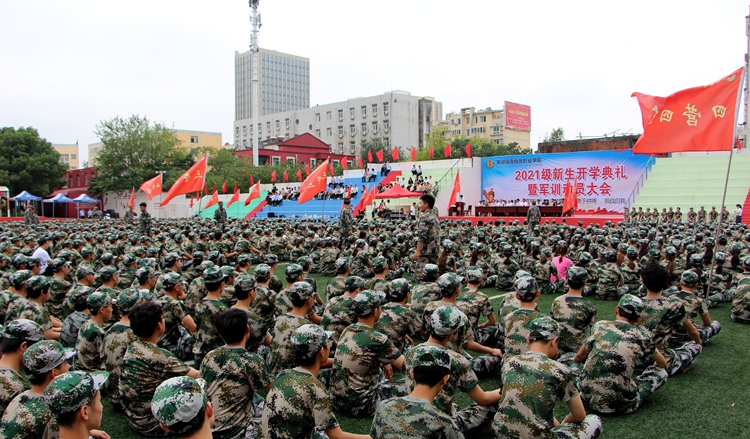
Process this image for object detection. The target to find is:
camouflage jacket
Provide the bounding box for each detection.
[0,390,56,439]
[422,301,473,354]
[269,313,310,375]
[59,311,89,348]
[456,287,494,332]
[639,295,688,353]
[251,285,276,333]
[102,322,136,403]
[193,297,229,357]
[501,308,539,358]
[75,319,106,371]
[46,276,71,319]
[371,396,464,439]
[410,282,442,320]
[156,295,188,350]
[416,210,441,257]
[549,295,598,354]
[374,302,420,353]
[321,295,357,343]
[0,366,29,417]
[17,300,52,332]
[325,276,347,300]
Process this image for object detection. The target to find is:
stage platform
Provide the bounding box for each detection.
[439,212,624,227]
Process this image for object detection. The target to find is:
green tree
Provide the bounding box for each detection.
[360,138,386,165]
[543,127,565,142]
[418,128,532,160]
[89,115,192,194]
[0,127,68,196]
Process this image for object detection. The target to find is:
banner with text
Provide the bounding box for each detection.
[504,101,531,132]
[481,150,651,212]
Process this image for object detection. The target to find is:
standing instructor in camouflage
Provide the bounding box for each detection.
[413,194,441,277]
[339,198,353,250]
[527,200,541,233]
[138,202,152,237]
[213,200,228,231]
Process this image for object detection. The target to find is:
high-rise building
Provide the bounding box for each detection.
[235,48,310,121]
[52,143,80,170]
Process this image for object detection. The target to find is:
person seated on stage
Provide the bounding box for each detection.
[350,185,358,198]
[417,165,423,177]
[411,164,417,175]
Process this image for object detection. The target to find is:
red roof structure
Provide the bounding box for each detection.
[235,133,355,167]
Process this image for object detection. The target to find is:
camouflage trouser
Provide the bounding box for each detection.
[553,414,603,439]
[580,365,667,415]
[666,341,702,375]
[475,326,500,349]
[540,281,558,295]
[697,320,722,342]
[481,275,498,289]
[707,289,736,309]
[243,393,266,439]
[595,286,626,301]
[333,378,407,418]
[582,284,597,297]
[411,255,438,278]
[164,328,194,362]
[469,352,503,379]
[455,402,498,436]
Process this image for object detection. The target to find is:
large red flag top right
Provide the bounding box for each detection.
[632,67,744,154]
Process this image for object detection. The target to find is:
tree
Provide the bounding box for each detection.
[360,138,386,166]
[544,127,565,142]
[0,127,68,196]
[89,115,192,194]
[415,128,533,160]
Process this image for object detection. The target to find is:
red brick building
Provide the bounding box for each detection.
[537,135,640,154]
[44,168,101,218]
[235,133,355,168]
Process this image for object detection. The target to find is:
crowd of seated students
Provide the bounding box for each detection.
[266,186,301,206]
[478,197,564,207]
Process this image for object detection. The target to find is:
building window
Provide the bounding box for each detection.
[493,126,500,135]
[315,113,321,122]
[276,120,281,131]
[333,159,340,167]
[71,154,76,160]
[315,129,321,137]
[349,141,356,154]
[338,126,344,137]
[350,124,356,135]
[310,158,317,167]
[239,126,244,136]
[59,154,69,163]
[327,127,332,137]
[372,103,378,115]
[76,174,80,186]
[347,160,353,168]
[383,120,390,132]
[83,174,88,185]
[285,118,290,129]
[69,177,73,187]
[361,123,367,134]
[258,123,262,133]
[465,117,470,124]
[326,111,332,120]
[266,121,271,132]
[479,115,487,122]
[272,156,281,165]
[338,109,344,121]
[383,138,390,148]
[372,121,378,133]
[349,107,355,119]
[361,105,367,118]
[287,157,296,166]
[338,142,344,153]
[190,136,199,143]
[243,140,247,148]
[383,101,389,114]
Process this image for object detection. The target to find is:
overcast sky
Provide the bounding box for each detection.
[1,1,748,163]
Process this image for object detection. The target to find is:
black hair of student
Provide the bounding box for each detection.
[640,261,669,293]
[605,252,617,263]
[428,328,451,342]
[26,284,49,300]
[90,305,101,316]
[1,338,29,354]
[130,301,164,338]
[412,365,450,387]
[205,280,224,292]
[420,193,436,209]
[617,306,639,323]
[567,276,586,290]
[234,287,250,301]
[73,295,89,312]
[290,295,310,308]
[215,308,248,344]
[54,409,80,427]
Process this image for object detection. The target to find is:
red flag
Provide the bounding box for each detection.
[296,169,303,181]
[329,163,335,176]
[737,136,743,150]
[271,170,276,182]
[410,147,416,161]
[341,159,348,170]
[298,159,330,204]
[368,150,373,163]
[204,190,219,209]
[283,170,288,182]
[345,186,351,198]
[212,183,217,194]
[356,186,369,212]
[465,142,472,158]
[358,157,363,168]
[221,182,227,194]
[126,188,135,208]
[161,154,208,206]
[447,171,461,210]
[140,174,163,201]
[444,144,451,157]
[563,180,574,212]
[227,183,240,208]
[244,182,261,206]
[632,67,743,154]
[305,163,311,176]
[249,175,254,186]
[429,145,434,158]
[391,147,399,161]
[376,149,384,162]
[190,197,194,208]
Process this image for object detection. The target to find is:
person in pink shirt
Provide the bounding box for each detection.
[552,244,573,283]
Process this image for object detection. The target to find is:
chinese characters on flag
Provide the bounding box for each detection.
[245,182,261,206]
[140,174,162,201]
[160,154,208,206]
[632,67,743,154]
[298,159,329,204]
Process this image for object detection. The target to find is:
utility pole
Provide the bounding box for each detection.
[250,0,261,166]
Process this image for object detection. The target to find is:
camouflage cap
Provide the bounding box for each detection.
[219,266,239,279]
[44,371,109,415]
[437,272,463,295]
[430,305,468,336]
[116,289,142,313]
[291,324,333,362]
[49,258,68,272]
[237,254,252,264]
[151,376,208,434]
[290,281,314,302]
[566,266,588,283]
[743,256,750,270]
[371,256,388,271]
[578,252,593,263]
[345,275,365,291]
[25,257,40,268]
[135,267,156,283]
[69,286,93,309]
[335,257,351,271]
[618,294,644,319]
[413,345,451,370]
[1,318,44,342]
[352,290,386,316]
[98,266,118,280]
[265,254,279,265]
[10,269,32,287]
[254,264,271,281]
[285,263,304,280]
[389,278,411,300]
[26,275,49,293]
[715,251,727,263]
[161,273,183,290]
[465,266,483,284]
[515,270,531,280]
[528,316,559,341]
[515,276,538,300]
[423,263,439,280]
[198,261,215,271]
[442,239,456,252]
[23,340,76,374]
[87,291,112,311]
[163,253,180,267]
[80,247,94,257]
[234,275,257,292]
[203,266,226,283]
[680,271,700,287]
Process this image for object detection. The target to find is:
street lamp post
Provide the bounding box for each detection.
[250,0,261,167]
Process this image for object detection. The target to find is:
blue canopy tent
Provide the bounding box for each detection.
[10,191,42,217]
[71,194,101,219]
[43,193,74,218]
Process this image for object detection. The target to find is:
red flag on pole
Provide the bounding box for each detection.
[305,163,311,176]
[391,147,399,161]
[296,169,303,181]
[358,156,364,168]
[161,154,208,206]
[298,159,330,204]
[227,183,240,208]
[212,183,217,194]
[429,145,434,158]
[376,149,384,162]
[221,182,227,194]
[632,67,744,154]
[345,186,351,198]
[244,182,261,206]
[341,159,348,170]
[283,170,288,182]
[140,174,163,201]
[368,150,373,163]
[563,180,574,213]
[204,190,219,209]
[444,144,451,158]
[271,171,276,182]
[465,142,472,158]
[249,175,254,186]
[410,147,417,161]
[737,136,743,150]
[127,188,135,208]
[447,171,461,210]
[329,163,335,176]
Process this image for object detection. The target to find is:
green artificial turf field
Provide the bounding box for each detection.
[98,266,750,438]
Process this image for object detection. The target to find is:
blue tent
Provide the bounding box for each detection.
[44,193,75,218]
[11,191,42,201]
[71,194,101,203]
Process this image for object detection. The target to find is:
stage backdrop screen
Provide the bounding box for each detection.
[481,150,651,213]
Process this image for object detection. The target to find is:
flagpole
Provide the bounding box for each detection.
[704,66,746,301]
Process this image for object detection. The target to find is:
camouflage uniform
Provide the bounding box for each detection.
[201,345,273,439]
[251,285,276,333]
[17,299,52,333]
[526,204,541,232]
[668,273,721,344]
[496,257,520,291]
[102,321,136,408]
[0,319,44,414]
[410,272,442,320]
[214,204,228,231]
[640,295,702,375]
[494,318,602,439]
[596,261,624,300]
[732,279,750,323]
[269,313,310,375]
[46,275,71,319]
[456,285,497,347]
[501,307,538,359]
[375,301,420,354]
[321,287,361,343]
[119,339,191,435]
[193,297,229,366]
[325,276,347,300]
[138,209,152,236]
[59,310,90,348]
[371,395,464,439]
[75,319,107,371]
[0,366,29,416]
[151,376,209,436]
[156,293,192,359]
[550,295,598,355]
[319,247,340,277]
[414,208,441,276]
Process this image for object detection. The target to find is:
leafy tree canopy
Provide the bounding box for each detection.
[414,128,532,160]
[0,127,68,196]
[543,127,565,142]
